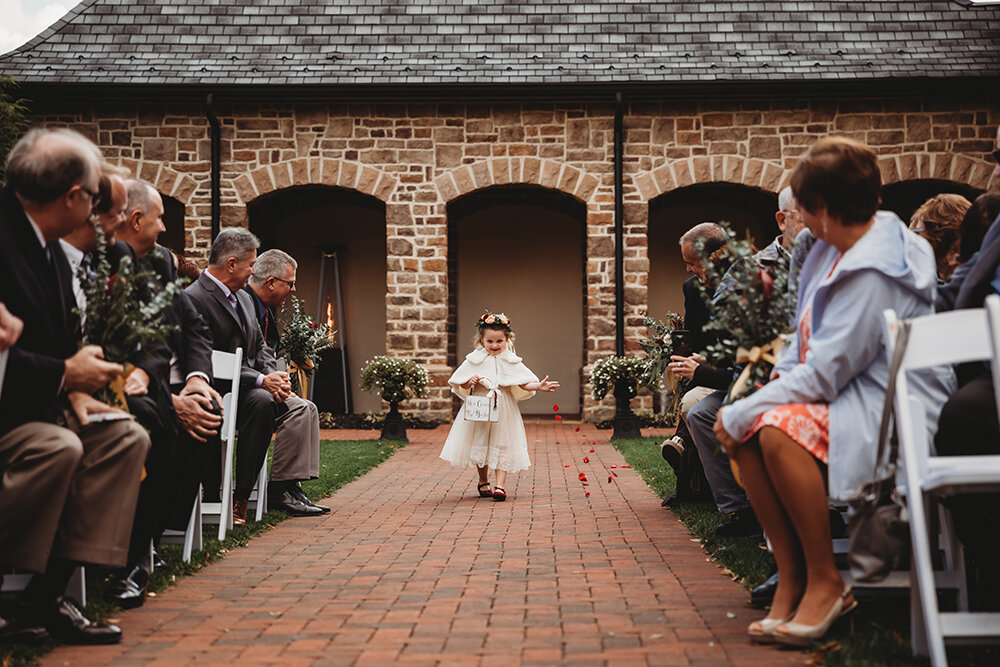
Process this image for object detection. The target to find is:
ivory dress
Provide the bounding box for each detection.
[439,347,538,473]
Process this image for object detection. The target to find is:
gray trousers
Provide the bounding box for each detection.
[270,394,320,483]
[686,389,750,515]
[0,417,150,572]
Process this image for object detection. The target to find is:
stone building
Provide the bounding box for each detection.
[2,1,998,420]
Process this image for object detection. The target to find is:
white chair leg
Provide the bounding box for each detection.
[908,492,949,666]
[66,567,86,607]
[182,489,201,563]
[255,463,267,522]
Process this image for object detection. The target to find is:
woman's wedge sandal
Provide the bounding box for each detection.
[492,486,506,502]
[477,482,492,498]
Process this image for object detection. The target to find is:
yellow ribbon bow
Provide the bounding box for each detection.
[728,334,786,403]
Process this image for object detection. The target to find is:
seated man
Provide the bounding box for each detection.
[101,178,221,608]
[244,249,327,515]
[0,128,149,644]
[185,229,303,525]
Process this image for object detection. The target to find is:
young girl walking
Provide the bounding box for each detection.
[439,312,559,501]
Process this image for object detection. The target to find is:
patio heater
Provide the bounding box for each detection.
[313,248,352,414]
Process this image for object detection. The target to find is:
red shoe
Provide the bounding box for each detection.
[477,482,492,498]
[492,487,506,502]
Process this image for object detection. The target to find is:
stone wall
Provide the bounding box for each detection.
[31,96,999,420]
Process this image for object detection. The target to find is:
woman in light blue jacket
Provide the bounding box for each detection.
[714,137,953,647]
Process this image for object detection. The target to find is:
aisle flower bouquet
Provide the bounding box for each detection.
[694,223,795,403]
[278,295,336,395]
[359,356,429,405]
[76,224,184,410]
[589,355,656,401]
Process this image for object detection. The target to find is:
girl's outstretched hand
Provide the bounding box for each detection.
[537,375,560,392]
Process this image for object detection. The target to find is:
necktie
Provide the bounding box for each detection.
[229,292,247,333]
[81,253,96,281]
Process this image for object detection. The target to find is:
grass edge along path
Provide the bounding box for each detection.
[2,438,405,667]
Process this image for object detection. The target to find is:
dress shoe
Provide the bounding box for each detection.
[659,435,685,474]
[773,586,857,647]
[290,483,330,513]
[233,498,249,526]
[17,596,121,645]
[268,489,324,516]
[151,548,166,570]
[750,572,779,609]
[0,612,48,644]
[107,565,149,609]
[715,507,764,539]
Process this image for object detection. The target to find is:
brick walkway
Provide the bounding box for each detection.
[42,422,804,666]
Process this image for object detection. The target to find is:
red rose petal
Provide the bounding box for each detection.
[574,426,580,432]
[620,465,631,469]
[608,476,613,483]
[564,464,570,467]
[611,470,618,477]
[589,449,595,453]
[582,482,589,486]
[554,415,562,421]
[582,456,589,463]
[585,492,590,498]
[553,404,559,412]
[578,473,587,481]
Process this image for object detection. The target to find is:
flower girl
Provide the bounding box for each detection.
[439,312,559,501]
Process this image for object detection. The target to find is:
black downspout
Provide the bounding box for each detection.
[611,91,641,440]
[206,93,221,241]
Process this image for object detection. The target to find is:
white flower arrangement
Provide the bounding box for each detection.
[589,355,657,400]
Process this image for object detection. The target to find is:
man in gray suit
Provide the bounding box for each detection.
[185,229,320,524]
[244,249,327,514]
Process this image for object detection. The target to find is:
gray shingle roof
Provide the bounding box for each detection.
[1,1,998,87]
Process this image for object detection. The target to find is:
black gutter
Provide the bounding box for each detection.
[611,90,640,441]
[206,93,221,241]
[13,76,999,105]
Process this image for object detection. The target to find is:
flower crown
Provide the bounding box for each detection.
[476,311,511,331]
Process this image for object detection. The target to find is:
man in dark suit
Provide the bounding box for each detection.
[98,178,221,607]
[0,128,149,644]
[245,249,326,516]
[185,228,289,526]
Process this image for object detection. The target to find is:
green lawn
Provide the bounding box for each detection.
[2,438,403,667]
[610,436,997,667]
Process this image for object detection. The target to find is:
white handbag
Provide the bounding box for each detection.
[464,378,500,422]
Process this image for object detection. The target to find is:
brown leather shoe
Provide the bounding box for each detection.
[233,499,249,527]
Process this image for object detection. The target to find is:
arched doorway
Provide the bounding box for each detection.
[647,183,779,322]
[158,193,186,255]
[248,185,387,414]
[447,185,586,416]
[882,178,983,225]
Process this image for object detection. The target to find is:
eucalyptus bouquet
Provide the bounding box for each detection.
[639,311,690,416]
[76,223,184,409]
[694,222,795,403]
[360,356,429,405]
[589,355,656,401]
[278,294,336,395]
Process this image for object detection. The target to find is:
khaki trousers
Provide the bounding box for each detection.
[0,416,149,572]
[270,394,320,482]
[680,386,715,424]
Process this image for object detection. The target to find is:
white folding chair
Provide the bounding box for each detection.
[198,348,244,541]
[883,294,1000,666]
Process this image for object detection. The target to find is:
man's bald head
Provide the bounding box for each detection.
[6,127,102,205]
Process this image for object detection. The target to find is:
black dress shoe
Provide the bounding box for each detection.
[268,490,324,516]
[0,613,48,644]
[750,572,779,609]
[291,485,330,513]
[107,565,149,609]
[19,596,121,645]
[715,508,764,539]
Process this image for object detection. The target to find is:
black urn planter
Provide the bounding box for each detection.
[610,377,642,441]
[379,401,408,441]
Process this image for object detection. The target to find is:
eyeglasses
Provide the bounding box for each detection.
[272,277,296,289]
[77,185,102,208]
